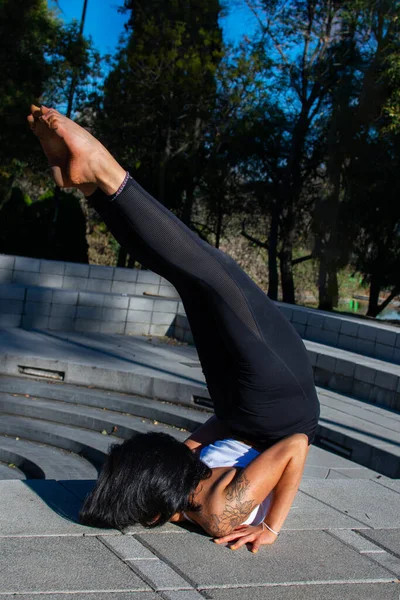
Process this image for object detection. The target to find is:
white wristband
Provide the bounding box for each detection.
[262,521,280,536]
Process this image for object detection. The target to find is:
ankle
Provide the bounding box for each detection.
[93,151,126,196]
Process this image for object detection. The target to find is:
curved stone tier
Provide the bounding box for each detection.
[0,374,392,481]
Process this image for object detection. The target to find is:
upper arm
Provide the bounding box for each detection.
[207,434,308,536]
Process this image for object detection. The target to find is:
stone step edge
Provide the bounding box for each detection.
[306,339,400,374]
[0,352,210,407]
[0,435,97,480]
[0,394,196,440]
[1,340,398,417]
[0,282,182,309]
[1,386,399,479]
[3,382,398,456]
[0,374,211,422]
[0,414,122,466]
[315,423,400,479]
[3,374,399,451]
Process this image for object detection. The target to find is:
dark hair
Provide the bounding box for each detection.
[79,431,212,530]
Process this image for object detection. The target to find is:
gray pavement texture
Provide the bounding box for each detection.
[0,328,400,598]
[1,477,399,598]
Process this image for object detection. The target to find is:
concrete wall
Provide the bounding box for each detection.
[0,254,398,363]
[0,283,195,339]
[278,302,400,365]
[0,254,178,298]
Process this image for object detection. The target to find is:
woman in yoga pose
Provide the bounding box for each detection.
[28,105,320,552]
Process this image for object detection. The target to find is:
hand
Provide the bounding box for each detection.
[213,523,278,553]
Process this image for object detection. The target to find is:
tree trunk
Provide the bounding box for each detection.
[127,254,136,269]
[279,244,295,304]
[267,204,279,300]
[117,247,127,268]
[367,276,381,317]
[158,161,166,205]
[181,180,195,226]
[215,199,223,249]
[279,203,295,304]
[318,259,339,310]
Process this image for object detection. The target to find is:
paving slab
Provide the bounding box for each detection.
[299,480,400,528]
[282,490,369,530]
[127,559,193,591]
[162,592,207,600]
[0,536,151,594]
[359,529,400,558]
[206,583,400,599]
[0,480,119,537]
[137,530,396,588]
[328,528,387,553]
[375,478,400,494]
[102,535,160,560]
[0,595,159,600]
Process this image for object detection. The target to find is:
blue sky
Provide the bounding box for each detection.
[48,0,258,58]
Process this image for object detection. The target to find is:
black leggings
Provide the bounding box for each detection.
[88,176,320,448]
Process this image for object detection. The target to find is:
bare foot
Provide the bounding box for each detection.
[27,105,125,195]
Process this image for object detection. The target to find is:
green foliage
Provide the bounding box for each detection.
[42,19,102,114]
[97,0,223,205]
[0,188,88,263]
[0,0,59,193]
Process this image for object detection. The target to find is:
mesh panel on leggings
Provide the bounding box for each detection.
[114,178,262,341]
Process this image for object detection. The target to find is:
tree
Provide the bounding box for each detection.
[0,0,60,204]
[314,0,400,310]
[347,132,400,317]
[98,0,224,211]
[240,0,345,303]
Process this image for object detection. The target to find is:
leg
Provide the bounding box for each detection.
[28,106,320,445]
[89,190,236,414]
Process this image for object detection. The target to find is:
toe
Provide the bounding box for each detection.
[27,114,36,130]
[30,104,42,119]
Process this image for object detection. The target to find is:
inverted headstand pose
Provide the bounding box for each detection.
[28,105,320,552]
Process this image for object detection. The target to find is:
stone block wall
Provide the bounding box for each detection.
[0,254,398,363]
[277,303,400,365]
[0,283,195,340]
[0,254,178,298]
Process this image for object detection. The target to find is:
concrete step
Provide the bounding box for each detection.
[1,376,397,479]
[0,386,390,481]
[0,414,121,467]
[1,329,399,413]
[306,339,400,411]
[0,393,190,443]
[316,389,400,478]
[1,373,399,477]
[277,301,400,365]
[0,375,208,432]
[0,460,25,480]
[0,435,98,480]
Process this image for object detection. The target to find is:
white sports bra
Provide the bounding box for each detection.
[184,438,272,527]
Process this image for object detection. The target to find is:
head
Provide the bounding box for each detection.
[79,431,211,530]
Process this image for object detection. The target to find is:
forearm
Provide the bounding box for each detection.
[263,445,308,533]
[184,415,231,454]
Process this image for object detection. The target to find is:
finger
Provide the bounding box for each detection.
[214,530,250,544]
[230,535,254,551]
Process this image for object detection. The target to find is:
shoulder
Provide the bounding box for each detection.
[190,467,256,538]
